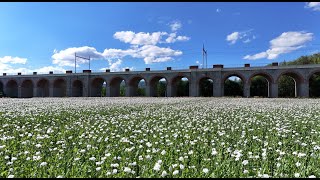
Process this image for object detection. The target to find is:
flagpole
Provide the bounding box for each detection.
[202,44,204,69]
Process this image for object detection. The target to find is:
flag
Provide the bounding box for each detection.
[203,44,207,55]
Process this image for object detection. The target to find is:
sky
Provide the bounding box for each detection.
[0,2,320,75]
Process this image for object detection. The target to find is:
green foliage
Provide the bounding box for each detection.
[156,81,167,97]
[224,79,243,97]
[199,79,213,97]
[176,80,189,97]
[278,76,295,97]
[120,85,126,97]
[137,88,145,96]
[250,76,268,97]
[101,87,106,97]
[309,75,320,97]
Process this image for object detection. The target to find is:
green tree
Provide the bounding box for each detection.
[137,88,145,96]
[156,81,167,97]
[177,80,189,96]
[120,85,126,96]
[250,76,268,97]
[101,86,106,97]
[200,79,213,97]
[224,79,243,97]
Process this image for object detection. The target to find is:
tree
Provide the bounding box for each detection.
[120,84,126,96]
[250,76,268,97]
[200,79,213,97]
[156,81,167,97]
[176,79,189,96]
[101,86,106,97]
[224,78,243,96]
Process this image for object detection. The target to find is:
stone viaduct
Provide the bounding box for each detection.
[0,63,320,98]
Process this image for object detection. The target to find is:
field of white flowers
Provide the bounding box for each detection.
[0,97,320,178]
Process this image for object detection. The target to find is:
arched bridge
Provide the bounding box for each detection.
[1,63,320,98]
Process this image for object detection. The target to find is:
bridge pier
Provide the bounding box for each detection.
[243,82,250,98]
[213,82,222,97]
[145,84,151,97]
[126,84,131,97]
[33,87,37,97]
[269,83,278,98]
[298,81,309,98]
[189,81,197,97]
[166,84,172,97]
[18,85,22,98]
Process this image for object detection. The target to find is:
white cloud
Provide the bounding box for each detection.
[243,39,251,43]
[165,33,190,43]
[136,45,182,64]
[176,35,190,41]
[226,32,240,44]
[113,30,189,46]
[305,2,320,11]
[100,59,123,72]
[33,66,66,74]
[0,56,27,64]
[226,30,255,45]
[170,21,182,32]
[216,8,221,13]
[51,27,189,68]
[0,62,66,75]
[243,31,313,60]
[113,31,167,45]
[52,46,104,67]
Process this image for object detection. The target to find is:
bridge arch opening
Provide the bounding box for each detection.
[249,74,272,98]
[21,80,34,98]
[37,79,49,97]
[53,78,66,97]
[6,80,18,98]
[110,77,126,97]
[72,80,83,97]
[90,78,106,97]
[309,72,320,97]
[128,76,146,96]
[149,76,167,97]
[0,81,3,97]
[171,76,189,97]
[277,72,302,98]
[224,75,243,97]
[199,77,213,97]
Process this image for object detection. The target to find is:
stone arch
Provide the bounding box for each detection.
[72,80,83,97]
[198,76,214,97]
[248,72,273,97]
[170,74,190,97]
[276,70,304,98]
[128,75,147,96]
[222,72,246,83]
[53,78,66,97]
[36,78,50,97]
[222,72,245,97]
[109,76,126,97]
[148,75,168,97]
[90,77,105,97]
[6,79,18,98]
[21,79,34,98]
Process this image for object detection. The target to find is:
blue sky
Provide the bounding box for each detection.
[0,2,319,74]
